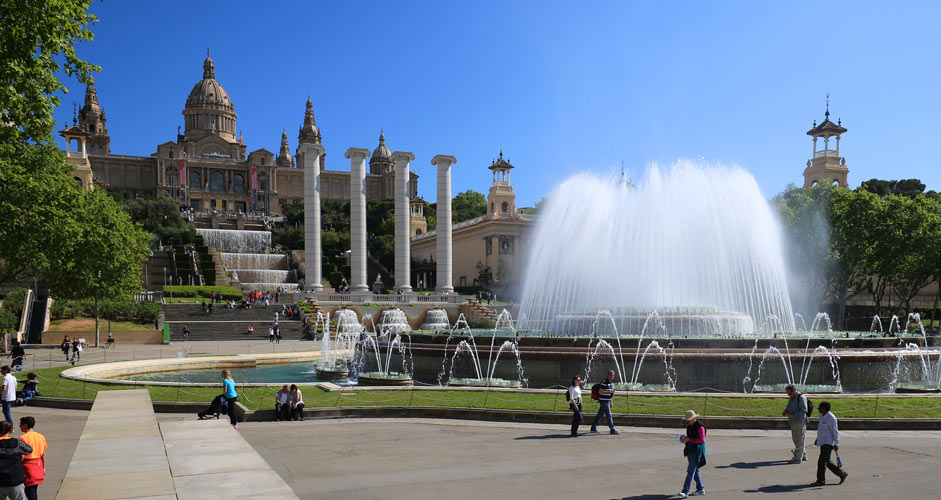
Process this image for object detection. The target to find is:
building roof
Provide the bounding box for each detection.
[488,150,514,171]
[807,110,846,136]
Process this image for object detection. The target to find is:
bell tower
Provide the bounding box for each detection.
[486,151,519,219]
[803,95,849,188]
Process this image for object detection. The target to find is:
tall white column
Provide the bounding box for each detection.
[301,143,325,292]
[393,151,415,293]
[431,155,457,293]
[346,147,371,292]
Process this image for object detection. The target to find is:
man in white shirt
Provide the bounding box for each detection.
[0,366,17,423]
[812,401,848,486]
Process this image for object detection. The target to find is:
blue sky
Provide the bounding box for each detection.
[53,1,941,206]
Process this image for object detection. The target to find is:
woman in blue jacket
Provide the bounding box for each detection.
[221,370,239,429]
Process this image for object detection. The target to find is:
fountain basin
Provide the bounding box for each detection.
[613,382,675,392]
[752,384,843,394]
[315,363,349,381]
[448,378,522,388]
[357,372,413,386]
[895,382,941,393]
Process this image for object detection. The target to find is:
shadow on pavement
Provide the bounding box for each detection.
[743,483,822,493]
[514,433,574,440]
[616,495,671,500]
[716,459,792,469]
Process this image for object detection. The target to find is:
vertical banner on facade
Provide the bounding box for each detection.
[179,161,186,187]
[251,166,258,191]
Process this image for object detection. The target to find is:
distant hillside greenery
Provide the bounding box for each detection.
[106,188,196,247]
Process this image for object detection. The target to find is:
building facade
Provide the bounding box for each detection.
[411,152,534,292]
[64,51,417,215]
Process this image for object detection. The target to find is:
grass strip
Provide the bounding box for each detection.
[15,366,941,418]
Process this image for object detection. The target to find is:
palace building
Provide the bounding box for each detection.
[60,50,417,214]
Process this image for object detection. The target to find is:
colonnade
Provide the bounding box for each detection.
[303,145,456,293]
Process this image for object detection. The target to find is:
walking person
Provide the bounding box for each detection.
[0,421,31,500]
[59,337,70,361]
[590,370,619,434]
[812,401,848,486]
[783,384,808,463]
[0,368,16,424]
[221,370,239,430]
[670,410,707,498]
[70,339,81,363]
[7,344,24,374]
[568,376,583,437]
[17,417,46,500]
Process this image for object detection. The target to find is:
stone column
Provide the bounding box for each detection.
[346,147,371,292]
[300,143,325,292]
[393,151,415,293]
[431,155,457,293]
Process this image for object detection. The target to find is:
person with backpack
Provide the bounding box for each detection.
[566,376,583,437]
[590,370,619,435]
[670,410,707,499]
[783,384,810,463]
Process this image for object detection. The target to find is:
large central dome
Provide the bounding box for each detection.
[182,50,237,142]
[185,52,233,112]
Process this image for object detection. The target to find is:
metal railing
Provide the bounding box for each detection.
[814,149,839,158]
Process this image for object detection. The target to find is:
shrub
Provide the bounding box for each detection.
[469,319,495,329]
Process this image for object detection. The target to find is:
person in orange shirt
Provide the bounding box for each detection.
[17,417,45,500]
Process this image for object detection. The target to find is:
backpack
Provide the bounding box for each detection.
[591,383,601,400]
[803,394,814,418]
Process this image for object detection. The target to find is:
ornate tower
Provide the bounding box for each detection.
[486,151,519,219]
[295,95,322,171]
[77,76,110,154]
[803,98,849,188]
[59,123,94,191]
[410,196,428,236]
[182,49,238,144]
[275,129,293,167]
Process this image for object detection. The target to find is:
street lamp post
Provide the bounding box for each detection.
[169,275,173,303]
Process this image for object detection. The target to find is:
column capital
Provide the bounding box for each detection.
[431,154,457,166]
[392,150,415,163]
[345,147,371,159]
[299,143,325,155]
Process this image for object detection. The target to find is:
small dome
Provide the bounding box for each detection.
[372,131,391,159]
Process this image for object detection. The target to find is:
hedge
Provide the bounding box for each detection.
[161,285,243,300]
[49,299,161,323]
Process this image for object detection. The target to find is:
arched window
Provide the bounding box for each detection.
[258,172,267,191]
[189,172,201,189]
[415,228,422,235]
[169,150,174,159]
[210,171,224,192]
[832,179,840,186]
[233,174,245,193]
[501,201,509,214]
[74,177,83,188]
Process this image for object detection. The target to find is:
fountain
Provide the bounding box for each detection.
[313,313,350,380]
[379,308,411,334]
[221,252,296,291]
[439,310,528,388]
[334,309,361,335]
[746,340,843,393]
[354,332,414,386]
[517,163,795,336]
[196,228,271,253]
[893,314,941,392]
[419,309,451,331]
[582,311,676,391]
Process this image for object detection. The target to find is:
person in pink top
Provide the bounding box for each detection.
[671,410,706,498]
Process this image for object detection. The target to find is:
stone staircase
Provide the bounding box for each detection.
[163,303,304,341]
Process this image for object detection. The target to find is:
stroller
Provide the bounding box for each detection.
[197,394,226,420]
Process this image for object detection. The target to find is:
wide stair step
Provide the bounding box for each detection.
[166,320,308,341]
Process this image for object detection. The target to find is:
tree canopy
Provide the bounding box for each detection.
[0,0,100,143]
[452,190,487,223]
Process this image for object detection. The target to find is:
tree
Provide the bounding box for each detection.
[826,189,881,329]
[107,188,195,246]
[47,188,150,346]
[0,141,84,286]
[858,178,926,198]
[0,0,100,143]
[452,190,487,223]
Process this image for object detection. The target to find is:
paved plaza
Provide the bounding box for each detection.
[11,396,941,499]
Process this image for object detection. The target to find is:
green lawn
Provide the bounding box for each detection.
[48,319,156,332]
[19,366,941,418]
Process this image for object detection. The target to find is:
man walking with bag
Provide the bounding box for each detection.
[590,370,619,435]
[782,384,808,463]
[812,401,848,486]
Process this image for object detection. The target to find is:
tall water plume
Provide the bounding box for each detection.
[517,161,795,335]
